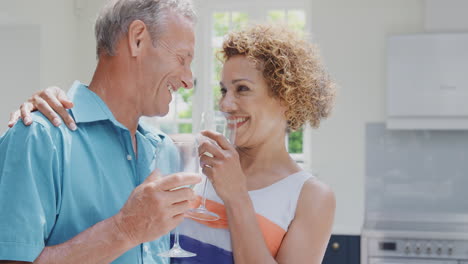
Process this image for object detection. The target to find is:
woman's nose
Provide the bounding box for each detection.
[219,92,238,112]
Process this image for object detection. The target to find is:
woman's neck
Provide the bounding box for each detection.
[238,137,301,190]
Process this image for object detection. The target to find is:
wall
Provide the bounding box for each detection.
[306,0,424,234]
[425,0,468,31]
[0,0,77,135]
[74,0,106,84]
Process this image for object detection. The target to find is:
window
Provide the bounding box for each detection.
[141,87,194,134]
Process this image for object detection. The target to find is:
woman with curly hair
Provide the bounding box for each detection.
[9,23,336,264]
[182,23,337,264]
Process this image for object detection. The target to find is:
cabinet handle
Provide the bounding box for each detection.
[332,242,340,251]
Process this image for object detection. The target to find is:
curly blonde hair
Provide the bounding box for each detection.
[221,23,336,131]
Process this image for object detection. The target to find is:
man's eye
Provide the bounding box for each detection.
[178,56,185,65]
[220,87,227,95]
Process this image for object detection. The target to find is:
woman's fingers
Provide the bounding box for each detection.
[200,130,232,150]
[56,88,74,109]
[8,110,21,127]
[42,89,76,130]
[198,138,224,159]
[32,95,62,126]
[19,102,34,126]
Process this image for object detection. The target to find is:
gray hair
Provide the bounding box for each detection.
[95,0,196,57]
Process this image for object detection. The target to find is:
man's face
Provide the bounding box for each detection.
[138,13,195,117]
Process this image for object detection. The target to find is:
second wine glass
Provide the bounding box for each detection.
[157,140,198,258]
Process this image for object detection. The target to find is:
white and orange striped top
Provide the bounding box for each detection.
[171,171,313,264]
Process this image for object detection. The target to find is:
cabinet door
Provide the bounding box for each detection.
[322,235,360,264]
[387,33,468,117]
[322,235,348,264]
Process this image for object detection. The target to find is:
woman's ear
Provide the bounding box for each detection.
[128,20,147,57]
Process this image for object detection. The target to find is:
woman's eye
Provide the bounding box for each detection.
[237,85,249,92]
[220,87,227,95]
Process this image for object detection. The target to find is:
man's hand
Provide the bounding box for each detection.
[113,170,201,244]
[8,86,76,130]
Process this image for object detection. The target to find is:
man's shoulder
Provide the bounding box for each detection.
[2,112,68,146]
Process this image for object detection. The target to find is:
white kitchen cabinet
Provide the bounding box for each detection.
[386,33,468,130]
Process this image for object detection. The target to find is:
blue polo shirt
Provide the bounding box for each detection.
[0,81,177,263]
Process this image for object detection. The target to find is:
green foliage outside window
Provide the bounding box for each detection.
[178,123,192,133]
[268,10,286,22]
[288,128,304,153]
[176,80,193,133]
[214,12,230,37]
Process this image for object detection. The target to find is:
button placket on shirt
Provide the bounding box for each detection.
[121,130,137,184]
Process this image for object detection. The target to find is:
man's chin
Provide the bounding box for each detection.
[144,108,169,118]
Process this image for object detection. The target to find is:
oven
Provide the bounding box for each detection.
[369,258,457,264]
[362,229,468,264]
[362,124,468,264]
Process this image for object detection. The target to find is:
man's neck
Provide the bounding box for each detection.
[88,58,140,137]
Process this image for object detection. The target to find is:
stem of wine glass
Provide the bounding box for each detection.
[173,227,180,247]
[198,111,210,210]
[199,176,209,209]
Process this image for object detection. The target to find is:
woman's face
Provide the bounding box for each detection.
[219,55,288,148]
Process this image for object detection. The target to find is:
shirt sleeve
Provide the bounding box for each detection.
[0,121,62,262]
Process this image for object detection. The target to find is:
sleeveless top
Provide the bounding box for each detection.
[171,171,314,264]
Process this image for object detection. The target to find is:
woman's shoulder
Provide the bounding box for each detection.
[298,176,336,215]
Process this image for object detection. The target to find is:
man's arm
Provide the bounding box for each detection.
[0,214,131,264]
[0,122,201,263]
[0,170,200,264]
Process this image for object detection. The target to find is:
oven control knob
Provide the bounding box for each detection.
[415,246,421,255]
[437,247,442,255]
[448,247,453,255]
[405,245,410,254]
[426,247,431,255]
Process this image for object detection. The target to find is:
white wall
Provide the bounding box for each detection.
[0,0,77,135]
[425,0,468,31]
[307,0,425,234]
[75,0,106,83]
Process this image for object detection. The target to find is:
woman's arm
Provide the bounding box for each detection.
[275,179,336,263]
[224,192,278,264]
[224,179,335,264]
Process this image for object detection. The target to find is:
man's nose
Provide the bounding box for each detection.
[181,67,194,89]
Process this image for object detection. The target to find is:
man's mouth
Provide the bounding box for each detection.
[167,84,177,93]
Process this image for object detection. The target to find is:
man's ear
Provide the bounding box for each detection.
[128,20,147,57]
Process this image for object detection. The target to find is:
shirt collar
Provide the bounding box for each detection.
[137,123,167,147]
[68,80,166,147]
[68,81,117,125]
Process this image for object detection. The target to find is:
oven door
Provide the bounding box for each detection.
[369,258,458,264]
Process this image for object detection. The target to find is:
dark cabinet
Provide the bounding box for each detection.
[322,235,360,264]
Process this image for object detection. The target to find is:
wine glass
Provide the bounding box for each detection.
[157,140,198,258]
[185,111,236,221]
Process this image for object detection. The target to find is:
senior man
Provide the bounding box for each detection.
[0,0,201,263]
